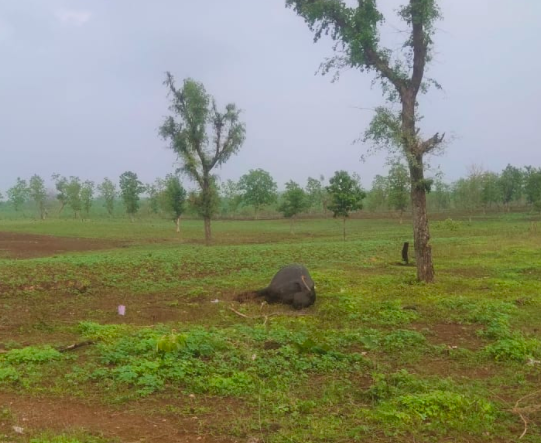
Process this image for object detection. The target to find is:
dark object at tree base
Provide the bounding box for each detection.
[257,264,316,309]
[402,242,409,265]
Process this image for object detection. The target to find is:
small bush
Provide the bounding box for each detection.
[390,390,495,431]
[0,366,19,382]
[5,346,62,364]
[363,371,496,436]
[78,322,131,342]
[484,335,541,362]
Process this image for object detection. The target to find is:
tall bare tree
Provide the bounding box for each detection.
[287,0,445,282]
[160,73,246,244]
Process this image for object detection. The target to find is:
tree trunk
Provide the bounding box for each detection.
[401,86,435,283]
[204,216,211,245]
[399,209,404,224]
[409,155,435,282]
[201,175,213,245]
[176,216,181,233]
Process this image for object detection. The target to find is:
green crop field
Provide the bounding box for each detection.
[1,215,541,442]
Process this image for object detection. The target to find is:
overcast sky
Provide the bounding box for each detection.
[1,0,540,192]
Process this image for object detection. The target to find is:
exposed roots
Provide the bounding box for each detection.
[511,390,541,439]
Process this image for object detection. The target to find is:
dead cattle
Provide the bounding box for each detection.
[257,264,316,309]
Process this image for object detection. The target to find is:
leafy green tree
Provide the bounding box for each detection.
[327,170,366,240]
[160,73,246,244]
[366,175,388,212]
[81,180,95,217]
[51,174,69,214]
[97,178,117,217]
[279,180,309,233]
[287,0,445,282]
[523,167,541,208]
[429,175,451,212]
[65,177,82,218]
[28,174,47,219]
[387,163,410,223]
[499,164,523,210]
[452,179,469,212]
[480,172,501,212]
[220,179,242,217]
[186,178,221,221]
[161,174,187,232]
[238,169,278,218]
[146,179,164,215]
[452,166,484,218]
[119,171,145,221]
[306,175,325,213]
[7,178,29,212]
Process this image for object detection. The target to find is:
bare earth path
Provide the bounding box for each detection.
[0,231,123,259]
[0,392,237,443]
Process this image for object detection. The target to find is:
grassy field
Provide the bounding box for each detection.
[1,215,541,442]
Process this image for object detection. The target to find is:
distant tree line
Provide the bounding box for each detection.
[0,60,539,246]
[2,164,541,228]
[365,163,541,217]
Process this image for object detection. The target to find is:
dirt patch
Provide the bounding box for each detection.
[0,292,222,345]
[410,322,484,351]
[0,231,124,259]
[0,392,237,443]
[411,358,496,380]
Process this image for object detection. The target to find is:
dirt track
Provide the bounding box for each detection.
[0,231,122,259]
[0,392,236,443]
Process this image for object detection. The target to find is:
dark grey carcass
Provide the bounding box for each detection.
[257,264,316,309]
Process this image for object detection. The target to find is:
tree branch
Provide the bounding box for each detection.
[210,119,224,170]
[292,0,408,94]
[420,132,445,154]
[410,0,428,95]
[364,47,407,95]
[211,124,233,169]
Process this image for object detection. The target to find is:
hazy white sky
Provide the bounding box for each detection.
[1,0,540,191]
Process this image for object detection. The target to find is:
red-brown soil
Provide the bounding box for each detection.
[0,392,238,443]
[0,231,123,259]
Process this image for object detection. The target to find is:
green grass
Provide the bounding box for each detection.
[1,215,541,442]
